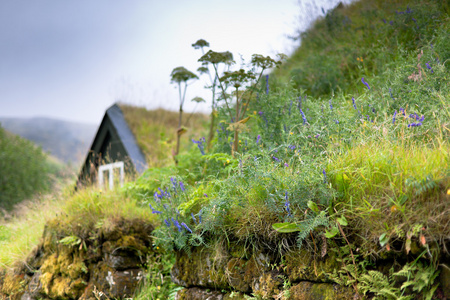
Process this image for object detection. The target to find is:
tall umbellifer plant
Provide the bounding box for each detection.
[195,47,235,149]
[200,51,283,155]
[170,66,198,159]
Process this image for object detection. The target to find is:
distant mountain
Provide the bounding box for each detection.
[0,117,97,166]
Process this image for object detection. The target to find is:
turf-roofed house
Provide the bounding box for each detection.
[77,104,148,189]
[77,103,208,189]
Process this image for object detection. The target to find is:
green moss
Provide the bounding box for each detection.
[289,281,356,300]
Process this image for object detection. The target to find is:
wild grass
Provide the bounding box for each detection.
[0,194,64,268]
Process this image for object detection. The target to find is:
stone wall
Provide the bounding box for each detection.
[0,217,153,300]
[171,243,357,299]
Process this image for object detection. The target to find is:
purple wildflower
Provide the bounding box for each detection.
[258,111,263,116]
[181,222,193,233]
[170,177,177,190]
[400,108,405,116]
[323,169,327,184]
[265,74,269,95]
[298,96,302,111]
[164,219,171,227]
[179,182,185,192]
[315,134,320,138]
[361,77,371,90]
[154,192,160,202]
[352,97,357,110]
[393,110,397,124]
[389,88,395,100]
[412,18,418,29]
[204,193,208,197]
[335,120,339,124]
[426,62,434,73]
[192,138,206,155]
[284,192,292,217]
[389,21,393,25]
[191,213,198,225]
[288,145,296,150]
[284,163,289,167]
[329,99,333,110]
[300,109,308,124]
[149,204,162,214]
[408,122,422,128]
[172,218,182,232]
[382,18,387,24]
[272,156,280,162]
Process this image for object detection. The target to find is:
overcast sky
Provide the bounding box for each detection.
[0,0,352,125]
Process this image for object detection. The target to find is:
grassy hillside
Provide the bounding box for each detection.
[0,126,67,211]
[0,117,96,166]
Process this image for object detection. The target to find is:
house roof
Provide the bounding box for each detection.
[106,104,147,173]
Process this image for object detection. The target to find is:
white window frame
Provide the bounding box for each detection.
[98,161,125,190]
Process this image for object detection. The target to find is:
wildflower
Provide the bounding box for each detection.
[226,159,230,164]
[389,88,395,100]
[253,111,257,115]
[170,177,177,190]
[289,131,293,135]
[284,192,292,217]
[315,134,320,138]
[149,204,162,214]
[408,122,422,128]
[352,97,357,110]
[284,163,289,167]
[393,110,397,124]
[323,169,327,184]
[298,96,302,111]
[389,21,393,25]
[164,219,171,227]
[154,192,161,202]
[265,74,269,94]
[412,18,418,29]
[272,156,280,162]
[288,145,296,150]
[399,108,405,116]
[204,193,208,197]
[192,138,206,155]
[181,222,193,233]
[382,19,387,24]
[425,62,434,73]
[335,120,339,124]
[191,213,198,225]
[361,77,370,90]
[172,218,182,232]
[329,99,333,110]
[300,109,308,124]
[179,181,186,192]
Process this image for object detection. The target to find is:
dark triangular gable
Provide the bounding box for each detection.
[77,104,147,186]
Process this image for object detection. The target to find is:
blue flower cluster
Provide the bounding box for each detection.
[192,137,206,155]
[150,177,199,235]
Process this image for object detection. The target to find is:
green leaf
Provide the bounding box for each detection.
[337,216,348,226]
[307,200,319,213]
[379,233,389,247]
[272,222,302,233]
[325,226,339,238]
